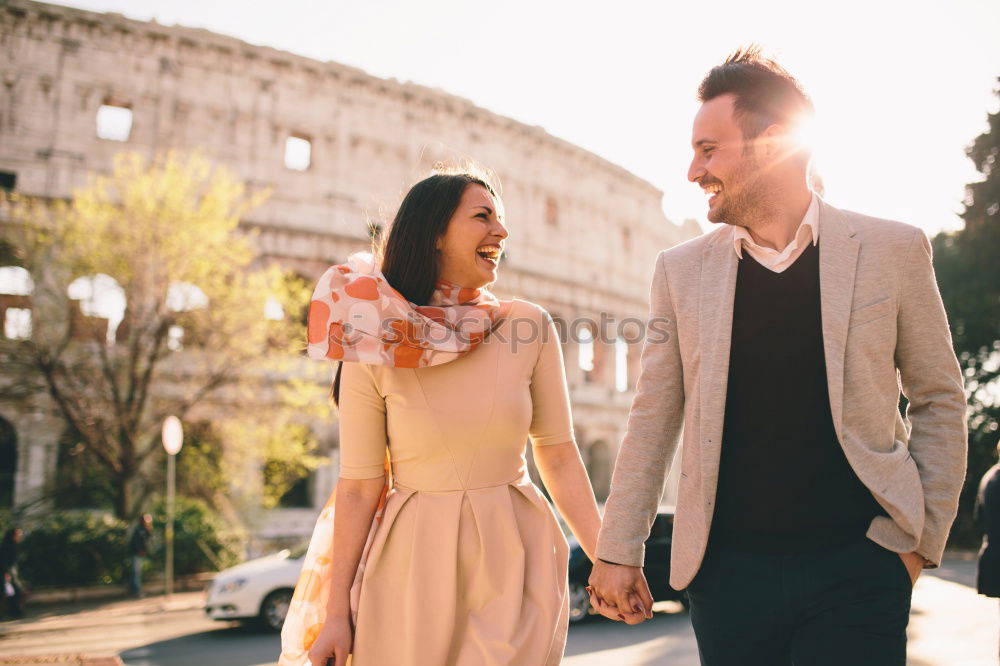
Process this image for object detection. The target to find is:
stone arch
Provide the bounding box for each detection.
[0,416,17,509]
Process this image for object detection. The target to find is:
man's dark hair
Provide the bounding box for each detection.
[698,45,814,142]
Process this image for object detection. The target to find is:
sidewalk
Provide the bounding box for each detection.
[0,657,123,665]
[0,591,205,639]
[0,592,208,665]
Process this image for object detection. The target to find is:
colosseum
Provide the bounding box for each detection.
[0,0,699,550]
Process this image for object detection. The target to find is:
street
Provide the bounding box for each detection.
[0,557,993,666]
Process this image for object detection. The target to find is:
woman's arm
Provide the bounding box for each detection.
[534,442,602,561]
[307,362,389,666]
[328,362,392,616]
[324,477,385,617]
[525,304,602,562]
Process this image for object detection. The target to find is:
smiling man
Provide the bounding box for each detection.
[587,47,968,665]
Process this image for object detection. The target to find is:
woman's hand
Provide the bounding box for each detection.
[307,613,353,666]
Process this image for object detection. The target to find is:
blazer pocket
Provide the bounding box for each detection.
[849,297,895,328]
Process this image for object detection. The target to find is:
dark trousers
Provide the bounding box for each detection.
[129,555,144,596]
[686,538,912,666]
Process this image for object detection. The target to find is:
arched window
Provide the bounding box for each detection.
[615,337,629,393]
[578,327,595,375]
[67,274,126,344]
[0,266,34,341]
[96,101,133,142]
[285,134,312,171]
[165,281,209,350]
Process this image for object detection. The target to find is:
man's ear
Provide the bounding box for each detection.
[763,123,802,161]
[760,124,785,159]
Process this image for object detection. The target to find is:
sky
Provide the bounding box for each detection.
[46,0,1000,237]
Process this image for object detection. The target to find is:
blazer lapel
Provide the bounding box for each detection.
[818,200,860,442]
[698,227,739,504]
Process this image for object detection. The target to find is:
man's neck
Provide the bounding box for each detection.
[742,186,813,252]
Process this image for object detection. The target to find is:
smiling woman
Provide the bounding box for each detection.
[433,182,508,290]
[380,165,505,307]
[306,166,509,390]
[282,164,603,666]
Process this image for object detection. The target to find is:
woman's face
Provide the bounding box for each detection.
[436,184,508,289]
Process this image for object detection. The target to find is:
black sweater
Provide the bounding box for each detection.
[709,242,883,553]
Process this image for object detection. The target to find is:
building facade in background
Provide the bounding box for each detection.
[0,0,699,548]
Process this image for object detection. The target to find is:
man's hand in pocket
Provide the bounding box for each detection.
[899,551,926,586]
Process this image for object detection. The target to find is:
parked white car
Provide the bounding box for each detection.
[205,543,307,631]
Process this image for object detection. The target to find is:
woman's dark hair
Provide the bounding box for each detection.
[332,168,500,405]
[698,45,814,143]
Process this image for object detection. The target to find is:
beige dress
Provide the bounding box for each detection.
[340,299,574,666]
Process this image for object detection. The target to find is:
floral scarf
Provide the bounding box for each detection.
[305,251,503,368]
[279,252,505,666]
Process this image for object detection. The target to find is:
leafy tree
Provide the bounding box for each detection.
[0,151,329,521]
[932,79,1000,545]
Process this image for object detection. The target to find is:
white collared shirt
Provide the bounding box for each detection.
[732,194,820,273]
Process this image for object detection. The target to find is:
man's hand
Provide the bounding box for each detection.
[899,551,926,586]
[587,559,654,625]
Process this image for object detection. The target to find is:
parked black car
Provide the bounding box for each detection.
[567,510,688,623]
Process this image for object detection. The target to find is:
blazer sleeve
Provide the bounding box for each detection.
[596,251,685,566]
[894,228,968,566]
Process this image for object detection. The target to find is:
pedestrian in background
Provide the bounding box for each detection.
[129,514,153,598]
[0,527,26,619]
[975,443,1000,657]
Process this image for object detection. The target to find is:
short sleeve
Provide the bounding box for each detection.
[528,306,575,447]
[337,362,390,479]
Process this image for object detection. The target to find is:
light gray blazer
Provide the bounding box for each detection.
[595,197,968,590]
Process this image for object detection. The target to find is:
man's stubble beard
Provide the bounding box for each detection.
[713,153,779,232]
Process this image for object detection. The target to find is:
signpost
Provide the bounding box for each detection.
[161,415,183,598]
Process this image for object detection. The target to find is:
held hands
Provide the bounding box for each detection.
[307,612,353,666]
[587,559,654,625]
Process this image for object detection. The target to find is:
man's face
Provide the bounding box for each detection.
[687,94,770,226]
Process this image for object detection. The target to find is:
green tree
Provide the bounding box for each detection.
[932,79,1000,545]
[0,151,329,521]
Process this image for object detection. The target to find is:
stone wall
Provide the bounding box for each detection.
[0,0,697,543]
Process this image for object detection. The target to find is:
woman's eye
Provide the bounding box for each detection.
[475,213,489,220]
